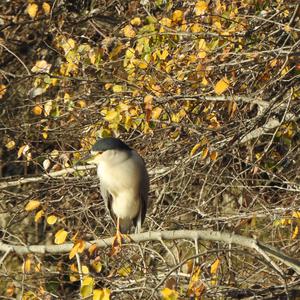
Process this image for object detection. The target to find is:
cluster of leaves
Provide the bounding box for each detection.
[0,0,299,299]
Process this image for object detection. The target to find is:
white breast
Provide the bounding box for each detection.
[97,149,144,219]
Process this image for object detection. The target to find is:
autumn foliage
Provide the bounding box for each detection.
[0,0,299,299]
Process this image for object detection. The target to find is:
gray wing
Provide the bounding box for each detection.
[100,181,114,221]
[133,159,149,232]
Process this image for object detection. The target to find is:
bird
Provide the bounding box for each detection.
[85,137,149,238]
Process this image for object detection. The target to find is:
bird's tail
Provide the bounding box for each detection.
[119,218,133,234]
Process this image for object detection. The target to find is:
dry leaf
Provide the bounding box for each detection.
[130,17,141,26]
[42,2,51,15]
[195,1,208,16]
[93,288,111,300]
[82,265,89,274]
[80,276,94,298]
[215,77,230,95]
[47,215,57,225]
[17,144,30,159]
[27,3,38,18]
[210,150,218,161]
[25,200,41,211]
[292,225,299,239]
[0,84,7,99]
[161,287,179,300]
[55,229,68,244]
[172,10,183,22]
[117,265,132,277]
[5,140,15,150]
[123,25,136,38]
[31,60,51,73]
[43,158,51,170]
[32,104,43,115]
[34,209,44,222]
[91,260,102,273]
[23,257,31,273]
[88,244,97,256]
[190,143,201,156]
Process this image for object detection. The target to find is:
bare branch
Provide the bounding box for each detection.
[1,230,299,275]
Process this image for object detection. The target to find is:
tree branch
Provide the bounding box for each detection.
[1,230,299,275]
[0,165,171,189]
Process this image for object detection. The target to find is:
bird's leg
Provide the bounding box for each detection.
[116,217,122,243]
[111,218,123,255]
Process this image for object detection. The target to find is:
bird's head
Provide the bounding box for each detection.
[83,137,131,165]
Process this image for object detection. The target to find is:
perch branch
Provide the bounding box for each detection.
[0,230,299,275]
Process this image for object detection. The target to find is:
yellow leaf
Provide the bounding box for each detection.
[77,100,87,108]
[69,240,85,259]
[270,59,278,68]
[44,100,53,116]
[42,132,48,139]
[210,258,220,286]
[35,262,41,272]
[152,107,162,120]
[210,150,218,161]
[195,1,208,16]
[161,287,178,300]
[202,77,208,86]
[42,2,51,15]
[34,209,44,222]
[190,143,201,156]
[31,60,51,73]
[88,244,97,256]
[134,59,148,69]
[93,288,111,300]
[211,258,221,274]
[104,110,120,123]
[213,21,222,31]
[47,215,57,225]
[160,18,172,27]
[5,140,15,150]
[292,225,299,239]
[123,25,136,38]
[82,265,89,274]
[112,85,123,93]
[130,17,141,26]
[32,104,43,115]
[26,3,38,18]
[55,229,68,244]
[191,23,202,33]
[91,261,102,273]
[201,147,209,159]
[104,83,113,90]
[292,211,300,219]
[0,84,7,99]
[23,257,31,273]
[273,218,291,226]
[17,144,30,158]
[81,276,94,298]
[198,39,208,58]
[61,38,76,54]
[117,265,132,277]
[172,10,183,22]
[144,94,153,108]
[214,77,229,95]
[25,200,41,211]
[159,49,169,60]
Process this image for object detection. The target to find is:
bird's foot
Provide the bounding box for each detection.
[111,231,133,256]
[111,230,123,256]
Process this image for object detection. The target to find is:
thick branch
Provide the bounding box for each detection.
[1,230,299,275]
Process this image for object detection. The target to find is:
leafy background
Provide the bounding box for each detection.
[0,0,299,299]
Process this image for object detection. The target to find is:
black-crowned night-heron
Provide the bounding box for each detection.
[85,137,149,236]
